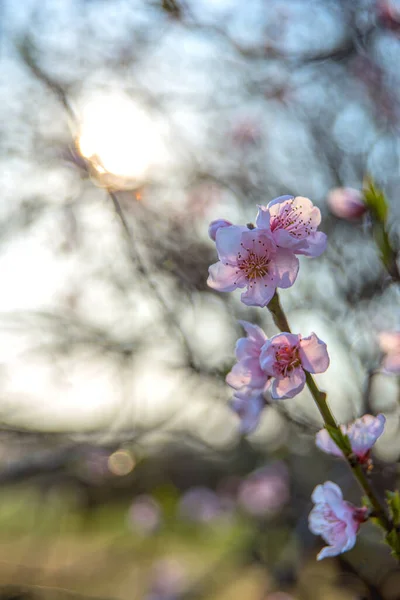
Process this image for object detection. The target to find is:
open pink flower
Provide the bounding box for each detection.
[327,188,367,221]
[207,226,299,307]
[260,332,329,399]
[379,331,400,374]
[256,196,327,257]
[230,387,265,434]
[316,414,386,463]
[308,481,367,560]
[226,321,268,391]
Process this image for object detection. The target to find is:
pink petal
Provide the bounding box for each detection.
[271,248,299,289]
[215,225,247,263]
[311,481,343,504]
[296,231,327,257]
[272,228,308,250]
[259,342,277,376]
[299,333,330,374]
[382,354,400,374]
[226,358,267,390]
[240,279,276,307]
[317,543,350,561]
[271,367,306,399]
[315,429,343,458]
[255,205,272,230]
[348,414,386,456]
[270,332,301,347]
[207,261,243,292]
[230,388,265,434]
[208,219,232,241]
[379,331,400,354]
[237,320,267,347]
[266,195,295,209]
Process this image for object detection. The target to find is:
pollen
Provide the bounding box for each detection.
[237,249,270,280]
[275,344,301,376]
[270,200,315,238]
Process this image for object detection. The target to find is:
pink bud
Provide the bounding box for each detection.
[208,219,232,241]
[327,188,367,220]
[379,331,400,374]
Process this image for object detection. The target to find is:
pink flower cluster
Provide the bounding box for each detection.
[207,196,389,562]
[227,321,329,432]
[208,195,327,307]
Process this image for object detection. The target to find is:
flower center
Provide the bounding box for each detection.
[236,242,270,281]
[270,201,315,238]
[275,344,300,376]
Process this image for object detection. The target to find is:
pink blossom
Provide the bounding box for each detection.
[128,495,162,535]
[226,321,268,391]
[178,487,225,523]
[260,332,329,399]
[316,414,386,463]
[327,188,367,221]
[379,331,400,374]
[207,226,299,307]
[208,219,232,241]
[308,481,367,560]
[230,387,265,434]
[255,196,327,257]
[238,463,289,517]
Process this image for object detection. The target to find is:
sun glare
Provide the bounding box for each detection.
[78,93,166,180]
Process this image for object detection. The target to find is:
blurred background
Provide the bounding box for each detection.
[0,0,400,598]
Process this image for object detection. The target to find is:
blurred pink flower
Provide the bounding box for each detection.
[238,463,289,517]
[146,558,186,600]
[377,0,400,31]
[178,487,224,523]
[128,495,162,535]
[230,387,266,434]
[207,226,299,307]
[256,196,327,257]
[379,331,400,374]
[327,188,367,220]
[208,219,232,241]
[226,321,268,391]
[260,332,329,399]
[316,414,386,463]
[308,481,367,560]
[231,118,261,147]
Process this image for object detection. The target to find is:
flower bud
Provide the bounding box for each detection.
[327,187,367,220]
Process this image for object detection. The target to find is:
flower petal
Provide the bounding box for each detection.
[296,231,327,257]
[271,367,306,399]
[240,279,276,308]
[230,388,265,434]
[255,205,272,231]
[215,225,247,263]
[208,219,233,241]
[299,333,330,374]
[271,248,299,289]
[226,358,267,390]
[315,429,344,458]
[207,261,242,292]
[266,195,294,209]
[237,321,267,347]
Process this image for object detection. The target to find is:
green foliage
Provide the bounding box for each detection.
[363,177,389,223]
[386,491,400,527]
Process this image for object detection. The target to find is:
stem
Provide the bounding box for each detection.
[267,291,393,535]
